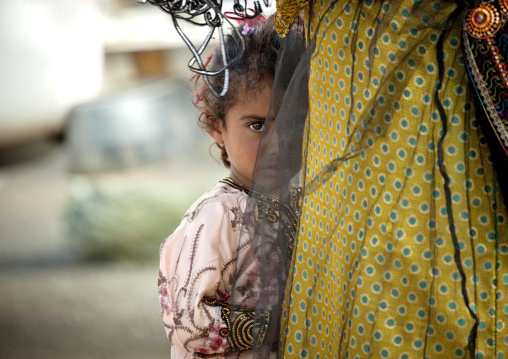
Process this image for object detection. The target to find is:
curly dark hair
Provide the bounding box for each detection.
[193,15,280,168]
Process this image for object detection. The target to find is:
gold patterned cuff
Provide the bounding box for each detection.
[200,297,271,355]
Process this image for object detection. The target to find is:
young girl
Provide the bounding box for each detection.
[158,17,299,358]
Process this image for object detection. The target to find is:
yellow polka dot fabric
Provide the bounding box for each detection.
[278,0,508,358]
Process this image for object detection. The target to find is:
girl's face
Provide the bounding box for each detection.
[210,81,275,187]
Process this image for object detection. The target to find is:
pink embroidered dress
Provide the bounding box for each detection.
[159,178,296,358]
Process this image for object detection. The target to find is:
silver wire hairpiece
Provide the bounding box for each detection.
[136,0,272,97]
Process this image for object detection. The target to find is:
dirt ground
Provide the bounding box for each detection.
[0,262,170,359]
[0,140,227,359]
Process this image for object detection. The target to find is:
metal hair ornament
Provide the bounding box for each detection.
[136,0,272,97]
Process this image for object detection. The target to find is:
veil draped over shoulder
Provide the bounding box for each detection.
[242,0,508,358]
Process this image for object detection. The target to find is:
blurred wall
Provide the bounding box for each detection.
[0,0,105,147]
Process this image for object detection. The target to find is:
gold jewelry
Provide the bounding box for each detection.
[499,0,508,15]
[466,2,502,39]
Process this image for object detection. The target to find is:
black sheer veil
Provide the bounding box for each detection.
[232,0,508,358]
[228,15,311,357]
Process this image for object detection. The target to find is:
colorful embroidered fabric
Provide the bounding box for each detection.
[463,0,508,205]
[269,0,508,358]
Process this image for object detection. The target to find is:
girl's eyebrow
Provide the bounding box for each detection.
[239,115,266,121]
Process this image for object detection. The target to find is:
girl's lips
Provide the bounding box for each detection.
[262,165,280,172]
[254,165,279,179]
[261,167,280,180]
[262,161,280,169]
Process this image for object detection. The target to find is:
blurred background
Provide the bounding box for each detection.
[0,1,274,358]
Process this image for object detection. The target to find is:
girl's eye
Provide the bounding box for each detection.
[249,121,265,132]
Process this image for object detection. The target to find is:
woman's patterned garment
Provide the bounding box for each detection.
[275,0,508,358]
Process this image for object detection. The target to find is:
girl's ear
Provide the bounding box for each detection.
[208,119,225,145]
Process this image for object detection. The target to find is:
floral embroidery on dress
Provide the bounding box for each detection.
[184,194,220,222]
[229,206,243,230]
[196,321,228,355]
[235,279,255,297]
[158,179,298,358]
[218,291,231,302]
[159,181,260,358]
[159,287,175,315]
[242,210,256,228]
[158,270,174,315]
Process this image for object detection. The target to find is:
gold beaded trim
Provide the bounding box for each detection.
[486,37,508,89]
[500,0,508,14]
[199,297,271,355]
[220,177,251,194]
[466,2,502,39]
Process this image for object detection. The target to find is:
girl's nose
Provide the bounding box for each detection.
[267,129,279,156]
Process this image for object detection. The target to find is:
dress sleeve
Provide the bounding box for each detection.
[158,199,269,357]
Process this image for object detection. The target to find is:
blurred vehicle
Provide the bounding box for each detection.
[0,0,104,148]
